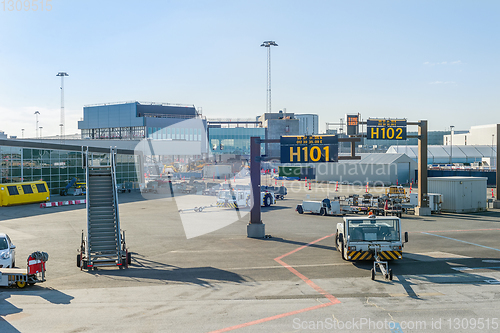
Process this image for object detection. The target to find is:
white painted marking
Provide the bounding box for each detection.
[485,279,500,284]
[451,266,500,271]
[421,232,500,252]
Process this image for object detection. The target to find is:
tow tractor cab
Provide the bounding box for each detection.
[336,215,408,261]
[216,189,274,208]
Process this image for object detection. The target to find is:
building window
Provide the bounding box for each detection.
[167,128,171,139]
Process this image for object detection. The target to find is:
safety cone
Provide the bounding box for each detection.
[365,183,369,193]
[308,181,312,190]
[492,188,495,199]
[275,179,277,186]
[409,182,412,194]
[213,174,215,182]
[234,176,236,183]
[282,181,284,187]
[225,175,227,183]
[396,179,398,186]
[335,181,339,192]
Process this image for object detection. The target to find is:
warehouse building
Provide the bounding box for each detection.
[315,153,417,186]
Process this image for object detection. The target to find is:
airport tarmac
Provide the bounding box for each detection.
[1,180,500,332]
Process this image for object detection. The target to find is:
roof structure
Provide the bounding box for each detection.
[387,145,497,164]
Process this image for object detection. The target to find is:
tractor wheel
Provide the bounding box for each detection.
[263,193,272,207]
[340,239,346,261]
[389,269,393,281]
[17,281,27,288]
[297,205,303,214]
[77,254,81,267]
[82,260,88,269]
[371,268,376,280]
[127,252,132,265]
[320,208,326,216]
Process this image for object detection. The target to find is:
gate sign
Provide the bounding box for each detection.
[280,135,338,163]
[367,119,407,140]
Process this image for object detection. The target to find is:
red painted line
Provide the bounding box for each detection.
[208,302,335,333]
[275,233,334,261]
[275,258,340,304]
[210,234,339,333]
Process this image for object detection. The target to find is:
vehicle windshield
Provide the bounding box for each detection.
[0,238,8,250]
[347,219,400,242]
[218,191,234,200]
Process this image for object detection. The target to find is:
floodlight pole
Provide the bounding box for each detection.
[56,72,69,142]
[261,41,278,113]
[494,124,500,208]
[34,111,40,138]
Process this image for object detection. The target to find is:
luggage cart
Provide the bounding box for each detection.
[0,252,48,288]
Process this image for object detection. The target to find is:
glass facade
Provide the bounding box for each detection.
[147,126,203,141]
[0,146,139,194]
[81,126,145,139]
[209,127,266,155]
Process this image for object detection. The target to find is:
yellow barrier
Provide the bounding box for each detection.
[0,181,50,207]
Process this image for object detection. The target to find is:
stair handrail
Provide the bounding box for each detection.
[110,146,123,259]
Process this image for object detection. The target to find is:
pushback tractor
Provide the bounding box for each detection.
[335,215,408,280]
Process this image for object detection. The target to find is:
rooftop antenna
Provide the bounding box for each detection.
[56,72,69,142]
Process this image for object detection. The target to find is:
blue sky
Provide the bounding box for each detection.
[1,0,499,138]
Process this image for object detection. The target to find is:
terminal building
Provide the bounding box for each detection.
[0,139,139,195]
[78,101,207,143]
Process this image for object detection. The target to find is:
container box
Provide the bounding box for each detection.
[427,177,487,213]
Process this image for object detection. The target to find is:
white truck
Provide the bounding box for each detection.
[296,198,342,216]
[335,215,408,280]
[216,189,275,208]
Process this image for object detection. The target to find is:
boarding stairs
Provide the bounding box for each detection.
[79,147,129,269]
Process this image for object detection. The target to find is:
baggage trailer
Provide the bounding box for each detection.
[296,198,342,216]
[0,252,48,288]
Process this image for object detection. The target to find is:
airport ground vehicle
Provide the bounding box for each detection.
[0,233,15,268]
[60,178,86,196]
[335,215,408,280]
[0,181,50,207]
[216,189,275,208]
[0,251,48,288]
[296,198,342,216]
[261,185,288,200]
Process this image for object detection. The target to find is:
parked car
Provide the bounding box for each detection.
[0,233,16,268]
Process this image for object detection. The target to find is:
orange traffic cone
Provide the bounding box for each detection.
[365,183,369,193]
[492,188,495,199]
[335,181,339,192]
[308,181,312,191]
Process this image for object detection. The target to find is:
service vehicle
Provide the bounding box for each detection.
[335,215,408,280]
[216,189,274,208]
[296,198,342,216]
[60,178,86,196]
[261,185,288,200]
[0,233,15,268]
